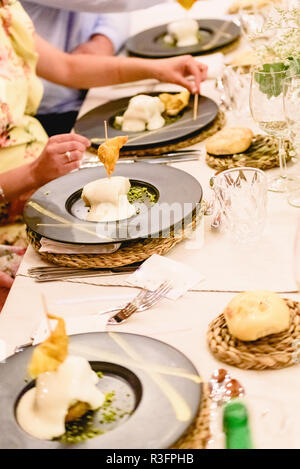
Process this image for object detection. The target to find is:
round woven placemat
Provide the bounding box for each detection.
[207,299,300,371]
[88,110,226,157]
[27,206,204,269]
[171,383,211,450]
[206,134,294,172]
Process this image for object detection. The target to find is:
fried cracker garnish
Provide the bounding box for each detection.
[65,401,90,422]
[28,314,69,379]
[159,91,190,117]
[176,0,198,9]
[97,136,128,178]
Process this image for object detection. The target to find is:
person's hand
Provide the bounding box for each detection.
[151,55,208,94]
[31,133,90,188]
[0,272,13,289]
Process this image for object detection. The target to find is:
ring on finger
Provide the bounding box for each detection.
[65,151,71,162]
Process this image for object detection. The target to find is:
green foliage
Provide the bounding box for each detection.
[255,58,300,98]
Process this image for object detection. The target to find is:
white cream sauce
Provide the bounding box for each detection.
[17,356,105,440]
[166,18,199,47]
[82,176,136,222]
[117,95,165,132]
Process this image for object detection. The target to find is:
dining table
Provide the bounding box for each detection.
[1,0,300,449]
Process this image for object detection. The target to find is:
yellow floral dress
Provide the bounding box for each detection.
[0,0,48,245]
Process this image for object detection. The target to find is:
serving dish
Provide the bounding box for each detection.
[24,163,203,245]
[0,332,202,449]
[125,19,240,58]
[75,93,218,152]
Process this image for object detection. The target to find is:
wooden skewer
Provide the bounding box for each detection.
[41,292,52,332]
[193,93,199,121]
[103,120,111,178]
[104,120,108,142]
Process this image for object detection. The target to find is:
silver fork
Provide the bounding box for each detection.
[107,281,172,325]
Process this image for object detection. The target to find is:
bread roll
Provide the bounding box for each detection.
[223,290,290,341]
[205,127,253,155]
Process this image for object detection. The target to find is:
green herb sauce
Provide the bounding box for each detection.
[56,410,104,444]
[127,186,157,205]
[55,389,132,445]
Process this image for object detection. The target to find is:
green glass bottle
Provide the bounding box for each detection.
[223,399,253,449]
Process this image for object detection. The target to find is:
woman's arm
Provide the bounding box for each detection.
[0,134,89,202]
[36,34,207,94]
[72,34,115,56]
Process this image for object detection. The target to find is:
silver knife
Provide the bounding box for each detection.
[81,154,200,168]
[133,154,200,164]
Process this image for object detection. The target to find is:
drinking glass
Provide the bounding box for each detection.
[283,75,300,207]
[239,0,292,47]
[222,65,252,118]
[210,167,268,244]
[250,67,290,192]
[239,5,271,47]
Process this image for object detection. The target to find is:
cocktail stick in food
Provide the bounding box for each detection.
[97,135,128,178]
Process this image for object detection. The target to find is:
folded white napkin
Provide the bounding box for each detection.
[196,53,225,79]
[39,238,121,254]
[126,254,204,300]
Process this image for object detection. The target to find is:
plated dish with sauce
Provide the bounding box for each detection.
[24,162,203,245]
[125,19,240,58]
[1,331,202,449]
[75,92,218,152]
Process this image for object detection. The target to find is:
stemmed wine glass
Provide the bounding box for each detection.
[283,75,300,207]
[250,66,291,192]
[238,4,272,47]
[239,0,294,47]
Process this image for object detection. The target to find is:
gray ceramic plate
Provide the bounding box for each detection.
[23,163,203,245]
[126,19,240,58]
[0,332,202,449]
[75,93,218,151]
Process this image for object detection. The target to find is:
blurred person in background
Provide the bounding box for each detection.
[19,0,166,13]
[0,0,207,306]
[22,1,130,135]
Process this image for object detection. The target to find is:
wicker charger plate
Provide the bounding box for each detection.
[88,110,226,158]
[171,384,211,449]
[207,299,300,371]
[27,206,204,269]
[206,134,294,172]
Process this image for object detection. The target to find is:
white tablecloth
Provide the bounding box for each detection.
[1,0,300,449]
